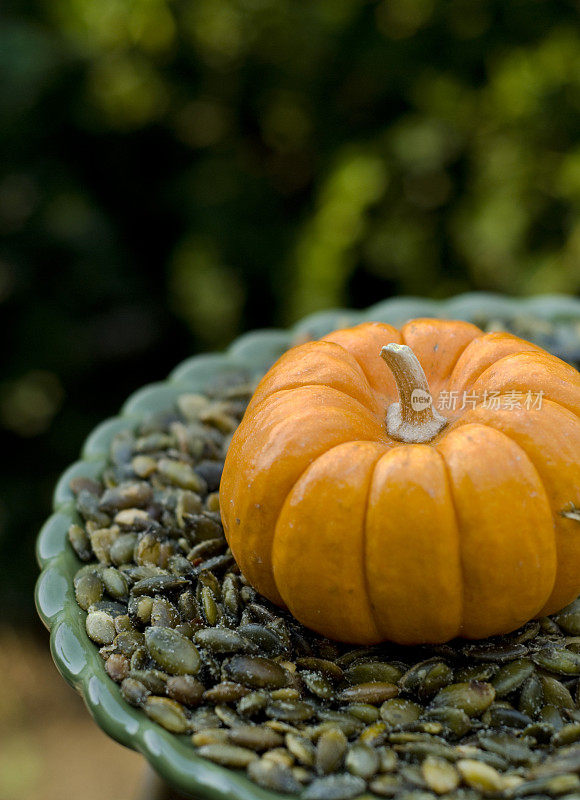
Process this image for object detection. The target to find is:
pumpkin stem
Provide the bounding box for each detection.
[380,343,447,443]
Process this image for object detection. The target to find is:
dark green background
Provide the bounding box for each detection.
[2,0,580,623]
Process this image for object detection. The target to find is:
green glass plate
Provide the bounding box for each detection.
[35,292,580,800]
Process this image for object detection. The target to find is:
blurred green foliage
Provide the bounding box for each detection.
[2,0,580,620]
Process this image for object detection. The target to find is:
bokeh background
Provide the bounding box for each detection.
[2,0,580,797]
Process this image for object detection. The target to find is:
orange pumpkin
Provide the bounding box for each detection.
[220,318,580,645]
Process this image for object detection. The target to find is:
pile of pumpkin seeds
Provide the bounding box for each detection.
[69,360,580,800]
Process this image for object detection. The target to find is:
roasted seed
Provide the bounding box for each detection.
[338,681,398,705]
[120,676,149,706]
[86,610,116,645]
[227,726,284,751]
[456,759,503,792]
[195,743,258,768]
[203,681,250,704]
[144,696,189,734]
[223,655,290,689]
[492,658,535,697]
[430,681,495,717]
[421,757,459,794]
[194,627,255,653]
[316,728,347,775]
[145,626,201,675]
[74,570,104,610]
[247,758,302,794]
[68,523,93,561]
[345,742,379,779]
[166,675,205,707]
[380,698,422,727]
[345,661,403,686]
[532,647,580,676]
[302,774,366,800]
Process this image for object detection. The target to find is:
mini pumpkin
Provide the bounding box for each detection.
[220,318,580,645]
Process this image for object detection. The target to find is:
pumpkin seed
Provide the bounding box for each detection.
[286,733,316,767]
[492,658,535,697]
[369,774,402,796]
[532,648,580,676]
[338,681,398,705]
[511,773,580,796]
[541,675,575,709]
[86,610,116,645]
[552,723,580,747]
[456,759,503,792]
[131,575,190,595]
[191,728,229,746]
[345,742,379,779]
[223,655,290,689]
[302,774,366,800]
[196,743,258,768]
[399,660,454,700]
[144,696,189,734]
[194,627,255,654]
[247,758,302,794]
[345,703,380,724]
[380,698,422,727]
[430,682,495,717]
[227,725,284,751]
[166,675,205,706]
[74,570,104,610]
[237,690,269,717]
[316,728,347,775]
[120,677,149,706]
[477,732,535,766]
[421,756,460,794]
[422,707,471,738]
[145,626,201,675]
[345,661,403,685]
[266,700,317,723]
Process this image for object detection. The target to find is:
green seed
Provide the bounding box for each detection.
[120,677,149,706]
[68,523,93,561]
[423,706,471,738]
[430,681,495,717]
[102,566,129,600]
[491,658,534,697]
[194,627,254,653]
[421,756,459,794]
[338,681,399,705]
[144,696,189,734]
[74,570,104,610]
[86,610,116,645]
[196,743,258,768]
[456,759,503,792]
[145,626,201,675]
[552,722,580,746]
[345,742,379,779]
[247,758,302,794]
[344,661,403,685]
[553,599,580,635]
[285,733,316,767]
[380,698,422,727]
[166,675,205,707]
[223,655,290,689]
[532,647,580,676]
[540,675,575,709]
[227,726,284,751]
[316,728,347,775]
[302,774,366,800]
